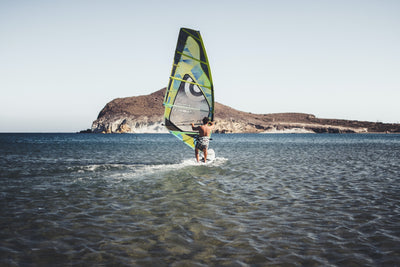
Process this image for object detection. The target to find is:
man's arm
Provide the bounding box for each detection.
[191,123,200,131]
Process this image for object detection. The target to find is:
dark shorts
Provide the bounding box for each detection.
[195,136,210,150]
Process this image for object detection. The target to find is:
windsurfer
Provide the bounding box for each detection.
[191,117,215,162]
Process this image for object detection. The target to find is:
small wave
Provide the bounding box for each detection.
[68,163,137,173]
[69,157,228,178]
[130,157,228,177]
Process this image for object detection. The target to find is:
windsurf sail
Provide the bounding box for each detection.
[163,28,214,149]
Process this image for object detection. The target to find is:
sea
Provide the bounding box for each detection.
[1,133,399,266]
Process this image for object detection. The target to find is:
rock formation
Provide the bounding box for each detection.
[90,88,400,134]
[91,89,166,134]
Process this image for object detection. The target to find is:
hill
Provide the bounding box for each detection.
[90,88,400,134]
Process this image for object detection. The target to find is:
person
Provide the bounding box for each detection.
[191,117,215,162]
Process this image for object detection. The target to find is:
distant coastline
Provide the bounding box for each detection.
[85,88,400,134]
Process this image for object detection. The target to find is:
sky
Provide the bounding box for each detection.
[1,0,399,132]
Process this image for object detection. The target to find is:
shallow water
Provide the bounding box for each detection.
[1,133,399,266]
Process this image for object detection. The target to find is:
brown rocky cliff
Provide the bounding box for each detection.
[97,89,165,119]
[91,88,400,134]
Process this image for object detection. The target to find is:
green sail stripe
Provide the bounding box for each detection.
[171,131,198,135]
[169,76,212,89]
[164,103,210,112]
[182,28,201,42]
[177,51,208,65]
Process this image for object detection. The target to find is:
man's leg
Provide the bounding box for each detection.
[195,148,199,162]
[203,148,207,162]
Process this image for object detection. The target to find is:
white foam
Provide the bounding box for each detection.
[71,156,228,181]
[132,122,169,133]
[146,156,226,170]
[124,156,227,179]
[139,159,198,173]
[261,127,315,134]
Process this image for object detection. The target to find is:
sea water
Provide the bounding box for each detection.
[1,133,399,266]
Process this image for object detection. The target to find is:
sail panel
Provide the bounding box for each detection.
[163,28,214,149]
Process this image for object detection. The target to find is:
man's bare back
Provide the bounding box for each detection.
[192,122,214,137]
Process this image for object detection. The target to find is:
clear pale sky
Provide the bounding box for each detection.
[1,0,399,132]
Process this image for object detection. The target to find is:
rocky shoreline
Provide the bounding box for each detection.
[85,88,400,134]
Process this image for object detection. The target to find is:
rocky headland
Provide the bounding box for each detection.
[89,88,400,134]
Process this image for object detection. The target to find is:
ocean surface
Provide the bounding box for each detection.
[1,133,399,266]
